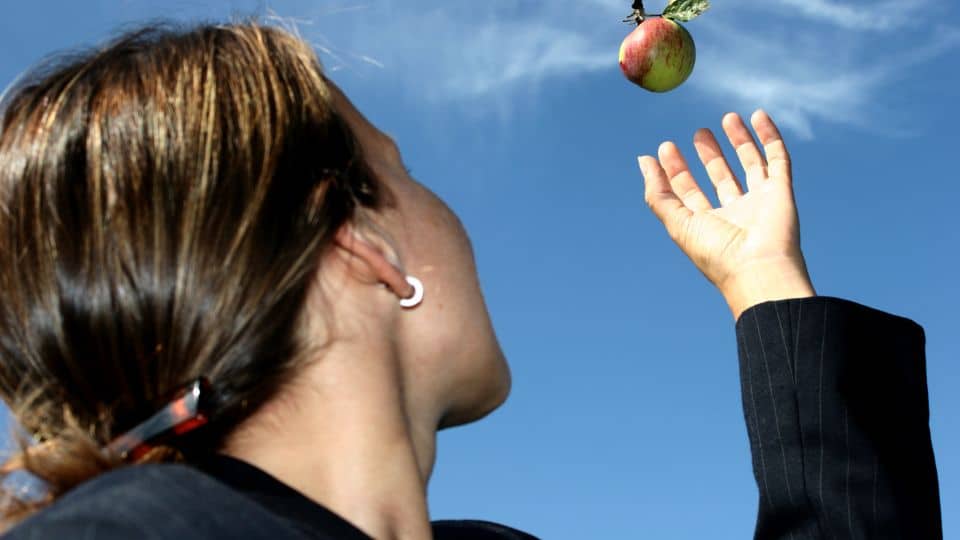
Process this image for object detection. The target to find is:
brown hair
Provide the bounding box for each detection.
[0,22,379,521]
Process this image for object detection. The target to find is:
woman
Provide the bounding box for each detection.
[0,22,940,539]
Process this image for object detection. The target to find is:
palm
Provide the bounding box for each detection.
[682,180,798,286]
[641,111,804,290]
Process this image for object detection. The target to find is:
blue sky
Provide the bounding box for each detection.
[1,1,958,538]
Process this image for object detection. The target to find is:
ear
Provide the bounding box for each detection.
[334,225,414,301]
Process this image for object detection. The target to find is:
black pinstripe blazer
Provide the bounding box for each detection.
[1,455,539,540]
[737,297,942,539]
[2,297,941,539]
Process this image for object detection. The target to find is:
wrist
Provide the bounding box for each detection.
[720,258,816,320]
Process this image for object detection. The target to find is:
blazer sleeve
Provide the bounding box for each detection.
[735,297,942,540]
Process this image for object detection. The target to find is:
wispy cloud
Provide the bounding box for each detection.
[763,0,931,31]
[299,0,958,139]
[304,3,614,101]
[695,18,960,138]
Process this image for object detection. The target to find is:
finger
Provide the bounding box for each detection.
[693,128,743,206]
[722,112,767,191]
[638,155,692,240]
[750,110,791,184]
[657,141,713,212]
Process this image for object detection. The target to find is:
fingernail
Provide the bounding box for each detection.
[636,156,647,180]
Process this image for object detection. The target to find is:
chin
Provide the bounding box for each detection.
[438,350,511,430]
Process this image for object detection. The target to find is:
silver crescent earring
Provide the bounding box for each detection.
[399,275,424,308]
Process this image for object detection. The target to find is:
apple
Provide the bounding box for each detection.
[619,16,696,93]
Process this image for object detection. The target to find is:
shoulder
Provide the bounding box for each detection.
[433,519,541,540]
[3,464,307,540]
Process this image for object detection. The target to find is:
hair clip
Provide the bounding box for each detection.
[106,378,215,461]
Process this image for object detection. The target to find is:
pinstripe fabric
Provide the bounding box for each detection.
[3,457,541,539]
[736,297,942,539]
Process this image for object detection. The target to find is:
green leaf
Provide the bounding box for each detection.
[662,0,711,22]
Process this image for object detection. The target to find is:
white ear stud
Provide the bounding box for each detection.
[399,275,424,308]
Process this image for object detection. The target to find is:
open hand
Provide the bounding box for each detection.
[639,110,815,319]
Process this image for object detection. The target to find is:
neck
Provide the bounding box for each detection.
[223,340,437,540]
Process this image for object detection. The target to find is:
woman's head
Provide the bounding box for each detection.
[0,22,508,515]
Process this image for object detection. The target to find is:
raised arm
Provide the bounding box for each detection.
[638,111,942,538]
[737,296,941,538]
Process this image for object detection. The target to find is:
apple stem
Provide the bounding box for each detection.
[623,1,652,25]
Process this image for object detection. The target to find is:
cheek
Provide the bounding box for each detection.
[389,177,481,298]
[432,210,480,289]
[409,190,476,266]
